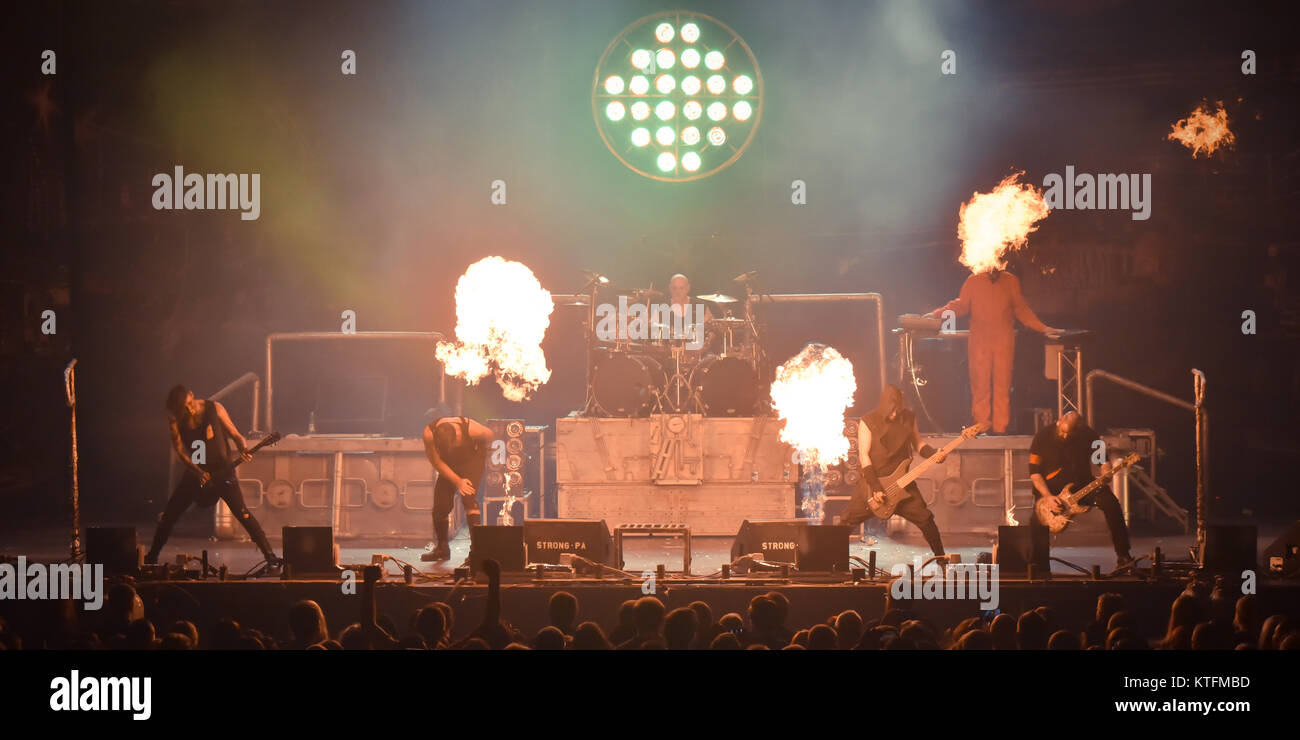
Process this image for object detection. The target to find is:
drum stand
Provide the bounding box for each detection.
[657,343,703,414]
[579,277,603,416]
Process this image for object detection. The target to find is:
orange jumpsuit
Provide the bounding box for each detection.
[933,271,1048,434]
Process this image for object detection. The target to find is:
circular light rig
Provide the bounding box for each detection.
[592,10,763,182]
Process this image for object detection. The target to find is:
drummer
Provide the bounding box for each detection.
[667,273,715,347]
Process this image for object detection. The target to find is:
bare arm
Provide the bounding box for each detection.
[856,420,883,494]
[212,401,249,455]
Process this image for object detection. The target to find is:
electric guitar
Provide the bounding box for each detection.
[866,424,985,519]
[1033,451,1141,534]
[196,432,282,506]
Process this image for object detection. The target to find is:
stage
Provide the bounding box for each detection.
[4,526,1297,643]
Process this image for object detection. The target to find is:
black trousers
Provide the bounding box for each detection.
[149,474,274,559]
[432,447,487,548]
[1033,484,1131,557]
[841,480,946,556]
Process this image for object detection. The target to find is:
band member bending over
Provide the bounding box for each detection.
[147,385,280,566]
[1029,411,1132,567]
[421,414,494,562]
[840,385,947,556]
[925,268,1062,434]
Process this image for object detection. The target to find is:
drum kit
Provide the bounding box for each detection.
[573,272,770,418]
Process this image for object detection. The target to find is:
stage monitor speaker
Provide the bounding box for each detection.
[731,519,808,564]
[1203,524,1258,573]
[730,520,849,571]
[995,525,1050,575]
[470,525,526,573]
[86,526,139,575]
[283,526,340,577]
[1262,520,1300,577]
[798,525,850,572]
[523,519,613,565]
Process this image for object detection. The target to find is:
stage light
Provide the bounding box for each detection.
[593,10,763,182]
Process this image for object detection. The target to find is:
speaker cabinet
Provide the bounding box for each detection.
[1203,524,1258,573]
[731,519,849,572]
[469,525,526,573]
[523,519,613,564]
[1263,520,1300,577]
[995,525,1050,575]
[86,526,140,576]
[282,526,340,577]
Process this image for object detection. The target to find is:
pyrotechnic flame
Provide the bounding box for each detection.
[1006,506,1019,527]
[435,257,554,402]
[957,172,1050,275]
[1167,101,1234,158]
[771,343,856,522]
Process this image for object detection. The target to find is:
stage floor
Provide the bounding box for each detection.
[0,524,1255,577]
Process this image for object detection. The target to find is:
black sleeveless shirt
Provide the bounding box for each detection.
[179,400,231,472]
[863,408,916,475]
[431,416,476,468]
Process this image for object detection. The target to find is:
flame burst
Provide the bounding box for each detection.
[1167,101,1234,158]
[957,171,1050,274]
[435,257,554,402]
[770,344,856,522]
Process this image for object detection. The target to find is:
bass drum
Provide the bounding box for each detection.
[691,355,758,416]
[593,352,665,417]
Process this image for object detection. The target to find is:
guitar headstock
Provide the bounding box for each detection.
[961,423,988,440]
[252,431,282,451]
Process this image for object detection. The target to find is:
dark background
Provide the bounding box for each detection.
[2,0,1297,529]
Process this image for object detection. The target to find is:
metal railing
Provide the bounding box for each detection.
[747,292,888,398]
[64,359,81,562]
[1086,368,1208,551]
[265,331,446,432]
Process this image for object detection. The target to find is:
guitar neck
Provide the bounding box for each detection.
[895,434,967,489]
[1066,465,1125,503]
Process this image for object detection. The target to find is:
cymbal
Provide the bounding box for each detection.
[621,287,664,300]
[708,317,749,325]
[696,293,738,304]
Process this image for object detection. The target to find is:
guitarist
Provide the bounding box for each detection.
[840,385,948,557]
[145,385,281,566]
[1028,411,1132,567]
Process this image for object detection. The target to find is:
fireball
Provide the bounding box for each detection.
[957,171,1050,274]
[1167,101,1235,158]
[435,257,554,402]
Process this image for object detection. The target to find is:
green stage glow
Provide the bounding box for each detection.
[592,10,763,182]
